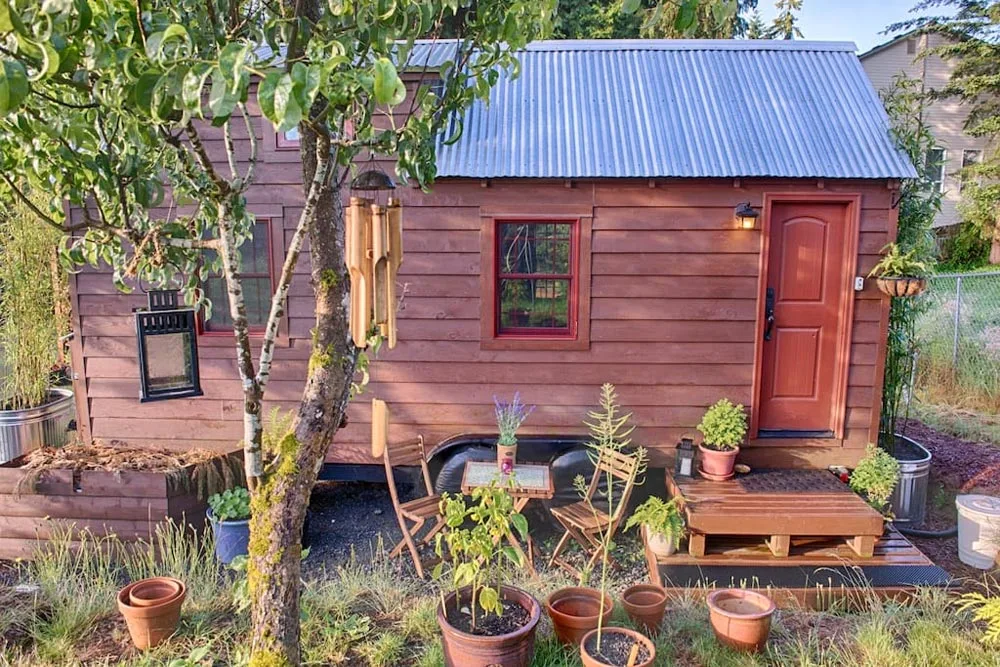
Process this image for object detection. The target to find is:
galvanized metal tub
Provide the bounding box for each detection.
[0,388,75,464]
[890,433,932,525]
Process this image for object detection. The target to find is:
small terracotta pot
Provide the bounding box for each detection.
[545,587,614,646]
[128,577,183,608]
[699,444,739,481]
[876,276,927,298]
[645,526,676,559]
[117,578,187,650]
[497,443,517,472]
[579,626,656,667]
[706,588,776,653]
[621,583,668,635]
[438,585,540,667]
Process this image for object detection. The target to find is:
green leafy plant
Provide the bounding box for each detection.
[207,487,251,522]
[166,645,212,667]
[849,444,901,514]
[956,591,1000,646]
[433,480,528,630]
[493,392,535,446]
[572,383,648,651]
[697,398,748,451]
[868,243,931,279]
[625,496,685,549]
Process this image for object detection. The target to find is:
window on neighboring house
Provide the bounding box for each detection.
[925,148,946,193]
[201,221,273,333]
[961,149,982,191]
[906,37,917,55]
[495,221,576,337]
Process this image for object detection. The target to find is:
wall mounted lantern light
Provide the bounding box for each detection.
[134,290,203,402]
[735,202,759,230]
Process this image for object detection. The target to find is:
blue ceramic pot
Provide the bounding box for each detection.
[207,508,250,565]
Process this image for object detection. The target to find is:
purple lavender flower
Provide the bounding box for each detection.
[494,392,535,445]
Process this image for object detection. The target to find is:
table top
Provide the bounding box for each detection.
[461,461,554,499]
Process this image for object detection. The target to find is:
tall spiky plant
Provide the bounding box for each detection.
[573,383,648,652]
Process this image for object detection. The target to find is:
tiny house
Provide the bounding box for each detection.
[67,40,915,484]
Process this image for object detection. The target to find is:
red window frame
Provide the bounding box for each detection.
[481,216,592,351]
[275,127,299,150]
[198,220,276,337]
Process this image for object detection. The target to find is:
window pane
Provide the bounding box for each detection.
[498,279,570,331]
[925,148,945,192]
[203,223,271,332]
[498,222,571,275]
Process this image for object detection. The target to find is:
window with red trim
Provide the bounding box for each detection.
[276,127,299,149]
[201,221,273,333]
[495,221,577,337]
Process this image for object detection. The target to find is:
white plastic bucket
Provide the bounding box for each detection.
[956,495,1000,570]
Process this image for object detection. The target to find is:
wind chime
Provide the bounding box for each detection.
[345,165,403,349]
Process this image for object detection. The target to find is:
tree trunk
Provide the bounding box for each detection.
[247,124,356,666]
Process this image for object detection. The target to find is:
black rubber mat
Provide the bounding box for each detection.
[659,563,952,589]
[736,469,848,494]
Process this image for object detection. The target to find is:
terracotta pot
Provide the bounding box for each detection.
[497,442,517,472]
[128,577,183,608]
[876,276,927,298]
[437,585,540,667]
[117,578,187,650]
[699,444,739,481]
[621,583,668,635]
[545,587,614,646]
[579,626,656,667]
[706,588,776,652]
[645,526,676,558]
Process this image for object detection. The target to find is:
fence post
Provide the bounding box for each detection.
[952,276,963,369]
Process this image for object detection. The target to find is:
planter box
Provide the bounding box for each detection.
[0,452,240,560]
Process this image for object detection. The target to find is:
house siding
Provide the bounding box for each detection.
[861,33,989,229]
[69,103,896,470]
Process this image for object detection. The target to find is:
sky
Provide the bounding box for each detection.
[757,0,924,54]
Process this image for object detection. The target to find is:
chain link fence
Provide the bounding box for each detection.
[915,271,1000,414]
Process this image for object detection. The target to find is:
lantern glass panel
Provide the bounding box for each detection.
[144,331,195,392]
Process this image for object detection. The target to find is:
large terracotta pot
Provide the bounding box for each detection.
[621,583,668,635]
[128,577,183,608]
[699,444,739,481]
[579,626,656,667]
[117,578,186,649]
[437,585,541,667]
[546,587,614,646]
[706,588,776,652]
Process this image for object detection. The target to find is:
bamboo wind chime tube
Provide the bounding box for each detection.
[386,198,403,349]
[346,197,371,348]
[345,196,403,349]
[371,203,389,329]
[371,397,388,458]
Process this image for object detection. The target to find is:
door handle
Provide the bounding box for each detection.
[764,287,775,341]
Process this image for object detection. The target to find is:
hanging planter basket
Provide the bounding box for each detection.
[875,276,927,298]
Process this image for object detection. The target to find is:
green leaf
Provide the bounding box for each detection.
[71,0,91,36]
[150,24,191,61]
[133,71,161,116]
[620,0,641,13]
[0,2,11,33]
[272,72,301,131]
[257,71,280,122]
[0,60,29,115]
[372,57,399,106]
[675,0,697,33]
[182,64,211,116]
[219,42,249,90]
[208,67,237,121]
[478,586,499,614]
[510,513,528,540]
[501,545,522,566]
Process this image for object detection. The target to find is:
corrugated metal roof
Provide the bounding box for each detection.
[423,39,916,179]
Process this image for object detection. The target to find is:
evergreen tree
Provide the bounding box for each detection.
[553,0,643,38]
[890,1,1000,263]
[746,9,767,38]
[768,0,803,39]
[640,0,759,38]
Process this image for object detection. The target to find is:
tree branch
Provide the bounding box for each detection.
[239,102,259,190]
[185,122,232,196]
[223,117,239,180]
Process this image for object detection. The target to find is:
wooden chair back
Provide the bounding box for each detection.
[585,448,642,524]
[382,436,434,502]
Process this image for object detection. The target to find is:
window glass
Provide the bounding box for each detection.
[496,221,575,336]
[961,149,982,192]
[924,148,945,193]
[203,221,272,331]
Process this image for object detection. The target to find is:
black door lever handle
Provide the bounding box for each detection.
[764,287,775,341]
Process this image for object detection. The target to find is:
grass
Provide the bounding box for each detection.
[2,526,1000,666]
[912,401,1000,445]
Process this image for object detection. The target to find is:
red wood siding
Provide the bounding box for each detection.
[67,106,895,469]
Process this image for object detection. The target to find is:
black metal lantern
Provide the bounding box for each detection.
[134,290,202,402]
[675,436,696,478]
[735,202,759,230]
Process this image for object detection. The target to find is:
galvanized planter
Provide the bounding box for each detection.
[0,387,75,464]
[890,433,932,525]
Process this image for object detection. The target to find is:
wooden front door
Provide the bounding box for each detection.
[757,200,854,437]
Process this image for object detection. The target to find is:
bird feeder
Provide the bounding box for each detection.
[134,290,203,402]
[346,167,404,349]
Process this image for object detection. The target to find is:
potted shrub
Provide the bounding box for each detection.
[849,444,901,517]
[625,496,685,558]
[868,242,930,297]
[696,399,747,481]
[433,481,541,667]
[0,193,74,464]
[207,486,251,564]
[493,392,534,473]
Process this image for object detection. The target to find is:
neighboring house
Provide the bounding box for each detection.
[861,32,988,231]
[67,40,914,484]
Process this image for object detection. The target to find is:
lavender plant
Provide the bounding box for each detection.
[494,393,535,446]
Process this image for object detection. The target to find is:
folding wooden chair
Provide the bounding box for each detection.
[382,435,446,579]
[548,448,642,578]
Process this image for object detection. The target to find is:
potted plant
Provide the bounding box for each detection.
[706,588,776,653]
[849,444,901,517]
[433,480,541,667]
[493,393,534,473]
[619,583,669,637]
[207,486,251,564]
[868,242,930,297]
[625,496,685,558]
[0,193,74,464]
[696,399,747,481]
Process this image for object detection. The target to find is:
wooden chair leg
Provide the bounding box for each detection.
[422,516,446,546]
[548,529,572,568]
[390,517,423,558]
